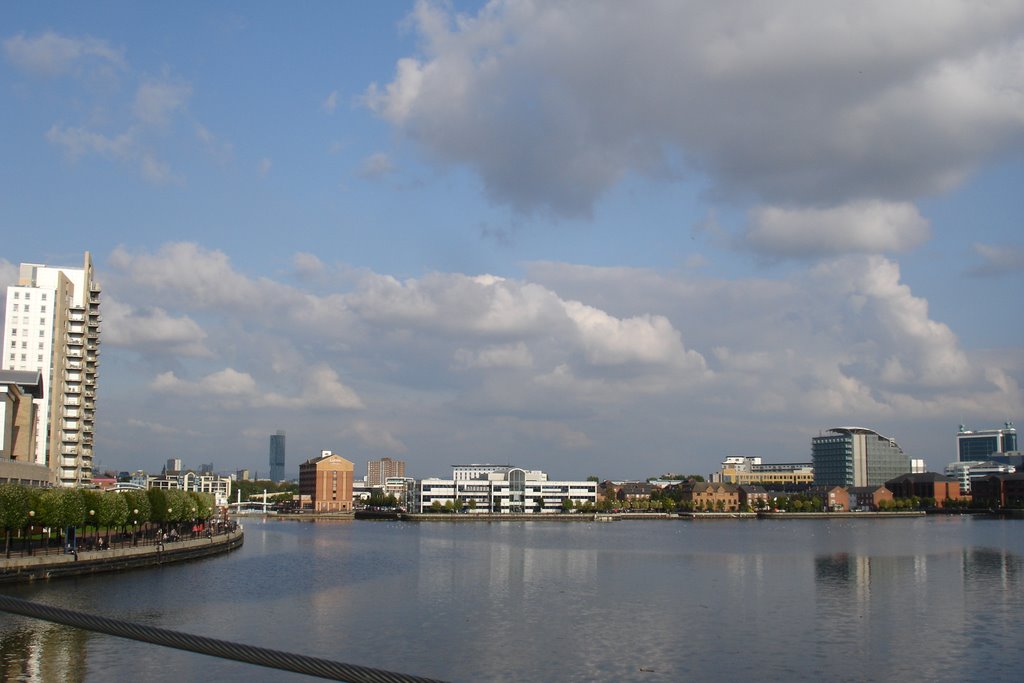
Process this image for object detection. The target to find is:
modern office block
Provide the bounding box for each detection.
[269,430,286,481]
[812,427,910,488]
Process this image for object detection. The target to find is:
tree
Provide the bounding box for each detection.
[468,498,477,511]
[561,498,574,512]
[0,484,29,558]
[586,475,599,482]
[39,488,85,549]
[430,500,442,513]
[123,489,151,527]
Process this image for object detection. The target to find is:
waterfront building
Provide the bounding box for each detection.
[1,252,101,487]
[805,485,851,511]
[234,468,250,482]
[384,476,416,508]
[715,456,814,485]
[812,427,910,488]
[353,479,373,502]
[166,458,183,474]
[884,473,961,506]
[147,471,233,506]
[269,430,286,482]
[416,465,597,513]
[970,473,1024,508]
[0,369,54,486]
[944,460,1016,495]
[299,450,354,512]
[737,484,769,509]
[597,480,654,501]
[367,456,405,487]
[848,486,894,511]
[957,423,1018,462]
[671,481,740,511]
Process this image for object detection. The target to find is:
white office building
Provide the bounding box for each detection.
[416,464,597,513]
[945,460,1016,494]
[1,253,101,486]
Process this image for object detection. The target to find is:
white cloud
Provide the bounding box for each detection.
[745,201,931,258]
[152,368,257,397]
[322,90,339,113]
[0,259,17,288]
[4,31,124,76]
[454,342,533,369]
[358,152,395,178]
[102,243,1021,477]
[101,297,211,357]
[292,252,325,279]
[366,0,1024,251]
[967,243,1024,276]
[132,78,192,125]
[150,365,363,410]
[340,420,408,453]
[45,125,136,162]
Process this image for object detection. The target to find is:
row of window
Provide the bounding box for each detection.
[10,292,47,300]
[8,353,42,363]
[9,304,46,313]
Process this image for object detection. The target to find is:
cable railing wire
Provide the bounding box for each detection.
[0,594,449,683]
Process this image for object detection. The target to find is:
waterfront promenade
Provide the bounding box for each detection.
[0,527,243,583]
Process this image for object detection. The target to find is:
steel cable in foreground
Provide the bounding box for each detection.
[0,594,449,683]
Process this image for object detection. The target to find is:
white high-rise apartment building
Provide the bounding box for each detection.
[1,252,101,487]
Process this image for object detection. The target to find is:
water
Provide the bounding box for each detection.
[2,516,1024,682]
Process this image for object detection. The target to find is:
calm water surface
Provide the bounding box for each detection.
[2,516,1023,682]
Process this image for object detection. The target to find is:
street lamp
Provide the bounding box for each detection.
[88,509,95,550]
[27,510,35,556]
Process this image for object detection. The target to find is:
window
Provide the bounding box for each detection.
[10,329,15,336]
[37,355,42,362]
[20,354,26,362]
[8,354,13,361]
[11,304,17,312]
[38,330,44,337]
[12,292,18,299]
[41,293,46,301]
[23,305,29,312]
[39,318,44,325]
[37,342,43,349]
[21,342,26,349]
[8,341,13,348]
[41,306,46,313]
[24,293,30,300]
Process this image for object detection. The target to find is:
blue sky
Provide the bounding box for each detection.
[2,1,1022,480]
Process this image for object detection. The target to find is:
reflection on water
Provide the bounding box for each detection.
[2,517,1024,682]
[0,621,86,683]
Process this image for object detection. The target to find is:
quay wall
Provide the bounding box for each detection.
[0,530,243,584]
[757,511,926,519]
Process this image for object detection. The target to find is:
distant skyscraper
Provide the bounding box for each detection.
[1,252,101,487]
[270,430,286,481]
[367,457,406,487]
[166,458,182,473]
[812,427,910,487]
[957,423,1017,461]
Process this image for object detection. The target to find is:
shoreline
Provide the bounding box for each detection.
[0,529,244,584]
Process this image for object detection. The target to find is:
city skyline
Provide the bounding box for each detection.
[1,2,1022,480]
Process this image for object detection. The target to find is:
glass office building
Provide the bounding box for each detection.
[812,427,910,487]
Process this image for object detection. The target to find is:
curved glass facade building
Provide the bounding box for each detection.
[812,427,910,487]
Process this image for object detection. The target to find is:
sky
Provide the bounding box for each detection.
[1,0,1022,481]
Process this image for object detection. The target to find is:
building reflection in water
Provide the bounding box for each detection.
[0,621,88,683]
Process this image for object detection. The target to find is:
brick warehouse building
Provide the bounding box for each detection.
[299,450,355,512]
